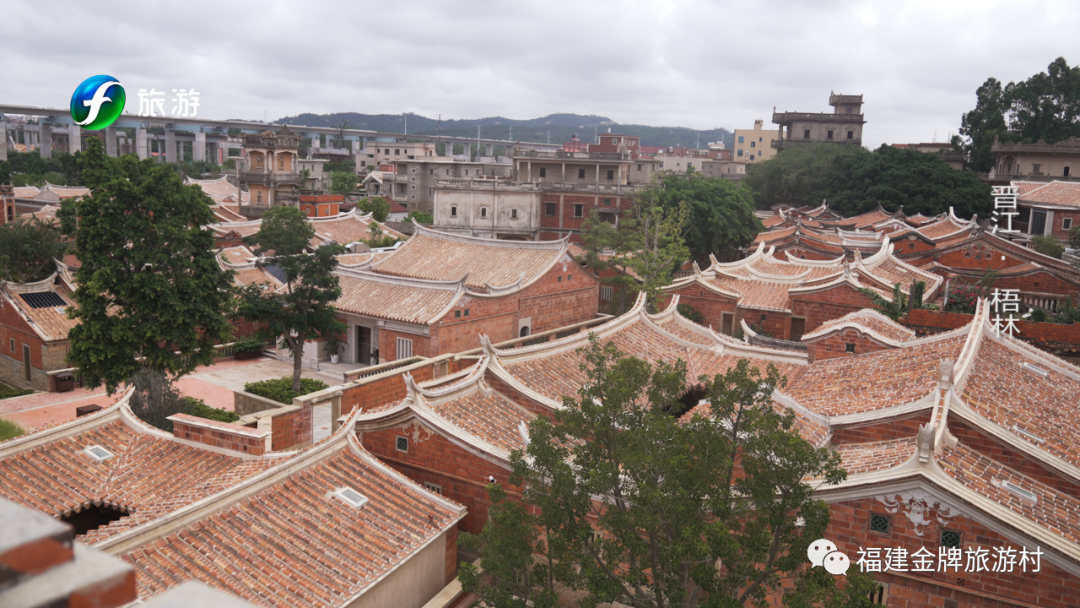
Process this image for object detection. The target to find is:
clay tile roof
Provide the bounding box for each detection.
[309,209,405,246]
[43,183,91,199]
[211,205,245,223]
[681,399,828,446]
[216,246,281,288]
[1018,181,1080,208]
[803,310,916,344]
[427,389,533,453]
[917,217,971,239]
[12,186,40,198]
[835,437,916,474]
[784,334,967,416]
[124,443,462,606]
[937,442,1080,546]
[0,418,271,544]
[752,225,797,244]
[62,254,82,269]
[373,224,567,291]
[334,270,460,325]
[1,280,78,341]
[960,339,1080,468]
[185,177,249,206]
[1011,180,1047,196]
[709,276,792,311]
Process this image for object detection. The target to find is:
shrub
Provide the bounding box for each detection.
[0,381,33,400]
[184,397,240,423]
[0,418,26,441]
[233,337,265,353]
[244,377,330,405]
[677,303,705,325]
[1032,235,1065,259]
[1070,225,1080,250]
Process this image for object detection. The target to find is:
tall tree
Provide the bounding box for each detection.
[59,138,235,393]
[330,171,357,196]
[582,179,690,310]
[956,77,1009,173]
[0,217,68,283]
[237,206,347,392]
[657,172,762,261]
[745,143,869,210]
[466,337,880,608]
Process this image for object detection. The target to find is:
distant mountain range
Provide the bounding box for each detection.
[272,112,734,150]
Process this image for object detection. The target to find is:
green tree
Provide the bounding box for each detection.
[580,209,639,314]
[1031,235,1066,259]
[745,143,867,210]
[237,206,347,392]
[859,283,908,321]
[956,58,1080,172]
[358,196,390,222]
[60,138,235,393]
[330,171,357,196]
[470,337,877,608]
[657,172,762,262]
[583,179,690,310]
[0,217,68,283]
[406,210,433,224]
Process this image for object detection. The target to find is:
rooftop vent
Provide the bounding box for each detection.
[1022,363,1048,378]
[998,480,1038,504]
[334,487,369,509]
[83,445,114,462]
[1011,425,1045,444]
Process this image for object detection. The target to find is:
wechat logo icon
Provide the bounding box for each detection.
[808,539,850,575]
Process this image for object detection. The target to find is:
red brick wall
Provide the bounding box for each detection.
[807,328,900,363]
[378,328,434,360]
[904,309,1080,347]
[1050,210,1080,239]
[740,309,789,340]
[832,412,931,445]
[986,271,1080,302]
[484,370,556,420]
[538,193,631,241]
[0,298,46,371]
[826,496,1076,608]
[791,283,878,334]
[171,416,267,456]
[929,244,1028,271]
[270,404,312,451]
[659,285,739,333]
[360,422,515,534]
[338,358,472,416]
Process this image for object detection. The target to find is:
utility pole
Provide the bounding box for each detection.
[477,125,481,160]
[404,113,407,136]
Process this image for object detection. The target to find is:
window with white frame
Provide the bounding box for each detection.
[600,286,613,300]
[397,337,413,359]
[423,482,443,495]
[1064,217,1073,230]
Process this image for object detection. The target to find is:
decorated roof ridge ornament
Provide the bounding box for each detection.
[875,489,963,537]
[692,260,702,277]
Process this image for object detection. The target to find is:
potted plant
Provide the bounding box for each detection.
[233,337,265,361]
[325,335,343,364]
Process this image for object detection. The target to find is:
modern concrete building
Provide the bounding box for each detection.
[385,158,514,213]
[772,93,866,151]
[733,119,780,163]
[985,136,1080,184]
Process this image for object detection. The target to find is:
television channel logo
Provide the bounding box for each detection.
[70,75,126,130]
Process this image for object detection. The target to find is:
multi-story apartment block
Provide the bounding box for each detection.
[986,136,1080,184]
[772,93,866,151]
[386,159,514,213]
[356,141,442,170]
[733,119,780,163]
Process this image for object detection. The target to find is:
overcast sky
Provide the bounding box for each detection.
[2,0,1076,149]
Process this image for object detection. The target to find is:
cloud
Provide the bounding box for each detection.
[1,0,1075,148]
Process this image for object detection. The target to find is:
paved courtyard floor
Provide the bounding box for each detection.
[0,354,364,432]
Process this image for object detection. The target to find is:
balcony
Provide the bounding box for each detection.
[240,171,303,185]
[772,111,865,124]
[514,150,630,162]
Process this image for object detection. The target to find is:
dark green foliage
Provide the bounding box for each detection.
[0,150,82,187]
[406,210,434,224]
[232,337,266,353]
[329,171,357,195]
[1032,235,1065,259]
[860,283,908,321]
[60,138,235,394]
[128,368,192,433]
[677,303,705,325]
[746,143,992,218]
[465,336,873,607]
[907,280,926,313]
[957,58,1080,172]
[244,377,330,404]
[0,217,68,283]
[0,418,27,441]
[0,381,33,400]
[1046,299,1080,325]
[323,161,356,174]
[656,172,762,260]
[176,160,221,179]
[184,397,240,423]
[357,196,390,222]
[1069,225,1080,250]
[237,205,347,392]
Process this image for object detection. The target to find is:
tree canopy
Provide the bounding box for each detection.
[0,217,68,283]
[656,172,761,261]
[329,171,357,196]
[955,57,1080,172]
[0,150,82,187]
[60,138,235,393]
[237,205,347,392]
[461,337,880,608]
[746,143,992,218]
[357,196,390,222]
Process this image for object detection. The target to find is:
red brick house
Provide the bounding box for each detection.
[327,223,599,365]
[0,265,78,391]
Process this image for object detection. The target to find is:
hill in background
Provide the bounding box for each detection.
[273,112,734,150]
